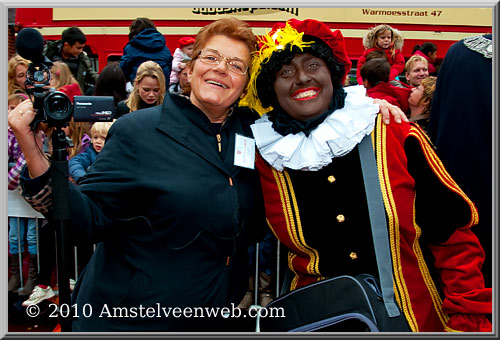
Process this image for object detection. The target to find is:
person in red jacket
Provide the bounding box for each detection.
[412,42,438,75]
[49,61,83,102]
[360,58,411,114]
[356,24,405,85]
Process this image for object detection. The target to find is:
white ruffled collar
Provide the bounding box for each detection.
[251,85,379,171]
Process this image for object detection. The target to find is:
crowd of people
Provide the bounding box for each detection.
[7,15,492,333]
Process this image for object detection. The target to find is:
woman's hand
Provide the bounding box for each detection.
[373,99,409,125]
[8,99,50,178]
[8,99,36,137]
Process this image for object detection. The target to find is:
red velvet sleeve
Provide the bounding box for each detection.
[405,125,492,332]
[428,228,492,332]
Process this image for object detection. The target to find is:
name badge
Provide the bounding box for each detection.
[234,134,255,169]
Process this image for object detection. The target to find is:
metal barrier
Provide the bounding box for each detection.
[9,188,285,308]
[8,188,92,293]
[249,237,284,303]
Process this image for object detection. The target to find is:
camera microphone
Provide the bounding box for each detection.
[16,28,51,66]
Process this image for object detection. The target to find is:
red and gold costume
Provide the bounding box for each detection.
[244,18,491,333]
[255,117,491,332]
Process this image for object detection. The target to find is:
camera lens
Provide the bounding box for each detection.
[44,91,73,123]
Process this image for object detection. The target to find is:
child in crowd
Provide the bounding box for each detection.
[169,64,190,96]
[45,118,91,160]
[120,17,173,90]
[356,24,405,85]
[69,121,114,184]
[360,58,411,114]
[50,61,82,101]
[8,93,40,295]
[169,36,195,86]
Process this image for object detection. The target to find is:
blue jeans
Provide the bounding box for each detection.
[8,217,38,255]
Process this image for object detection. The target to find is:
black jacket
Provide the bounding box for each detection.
[69,93,266,331]
[44,40,99,94]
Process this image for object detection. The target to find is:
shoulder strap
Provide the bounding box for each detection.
[358,134,401,317]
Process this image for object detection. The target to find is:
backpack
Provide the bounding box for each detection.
[258,274,410,332]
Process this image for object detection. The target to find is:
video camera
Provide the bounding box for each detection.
[16,28,115,130]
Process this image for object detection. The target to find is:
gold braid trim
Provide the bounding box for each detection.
[271,167,321,280]
[283,170,320,276]
[288,252,299,291]
[408,126,479,227]
[273,169,302,258]
[375,116,419,331]
[411,198,450,328]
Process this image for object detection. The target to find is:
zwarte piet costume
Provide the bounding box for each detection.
[244,18,491,332]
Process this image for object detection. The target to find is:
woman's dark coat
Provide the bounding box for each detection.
[68,93,266,331]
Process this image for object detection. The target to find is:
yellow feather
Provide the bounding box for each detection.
[240,22,314,115]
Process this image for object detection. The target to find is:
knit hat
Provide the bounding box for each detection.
[242,19,352,114]
[177,37,195,49]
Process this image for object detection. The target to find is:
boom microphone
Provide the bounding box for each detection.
[16,28,48,66]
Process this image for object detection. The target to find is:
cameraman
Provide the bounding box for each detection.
[44,27,98,94]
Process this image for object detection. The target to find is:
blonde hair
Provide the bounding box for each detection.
[125,60,166,112]
[66,119,91,158]
[51,61,80,90]
[8,55,30,95]
[418,76,437,113]
[91,121,114,138]
[405,55,429,73]
[8,93,29,106]
[363,24,404,58]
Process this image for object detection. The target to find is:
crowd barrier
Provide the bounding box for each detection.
[9,188,283,314]
[8,189,93,290]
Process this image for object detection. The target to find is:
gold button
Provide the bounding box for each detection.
[350,252,358,260]
[327,175,336,183]
[336,214,345,223]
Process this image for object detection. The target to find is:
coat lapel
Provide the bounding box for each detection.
[155,94,233,176]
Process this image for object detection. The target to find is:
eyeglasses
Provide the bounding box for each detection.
[197,48,249,75]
